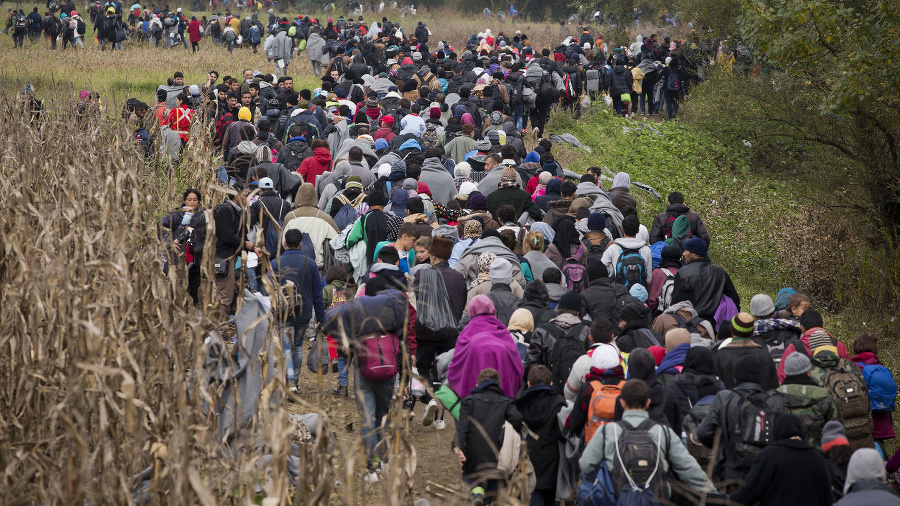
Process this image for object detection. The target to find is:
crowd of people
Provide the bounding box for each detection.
[20,8,890,505]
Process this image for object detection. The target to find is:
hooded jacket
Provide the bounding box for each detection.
[514,384,566,490]
[615,349,682,434]
[608,64,634,96]
[673,257,740,320]
[515,280,559,328]
[297,146,332,184]
[600,237,653,285]
[453,380,523,478]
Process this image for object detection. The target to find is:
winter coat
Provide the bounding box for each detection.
[580,278,629,326]
[673,257,740,321]
[616,321,665,353]
[776,375,842,447]
[444,135,477,163]
[514,384,566,490]
[453,380,523,479]
[649,203,711,245]
[777,328,851,383]
[609,186,637,213]
[696,382,786,480]
[730,438,833,506]
[270,250,325,322]
[714,337,779,391]
[525,313,590,371]
[281,185,339,268]
[607,64,634,96]
[187,19,201,42]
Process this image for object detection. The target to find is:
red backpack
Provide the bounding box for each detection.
[358,333,401,382]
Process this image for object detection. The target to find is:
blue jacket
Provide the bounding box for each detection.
[270,249,325,322]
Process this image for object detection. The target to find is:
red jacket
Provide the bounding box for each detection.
[777,327,850,383]
[187,19,201,43]
[297,147,332,184]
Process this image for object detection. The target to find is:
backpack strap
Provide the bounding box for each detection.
[336,193,350,206]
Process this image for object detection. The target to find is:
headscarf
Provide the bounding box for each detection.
[612,171,631,189]
[507,308,534,333]
[469,252,496,288]
[467,294,496,317]
[530,222,554,245]
[460,112,474,125]
[454,161,472,178]
[774,287,797,312]
[552,216,580,256]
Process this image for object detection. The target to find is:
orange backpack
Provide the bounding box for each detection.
[584,379,625,444]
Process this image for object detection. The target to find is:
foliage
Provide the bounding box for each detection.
[672,0,741,39]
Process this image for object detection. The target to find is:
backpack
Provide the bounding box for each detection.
[581,237,609,268]
[422,122,439,150]
[670,312,705,339]
[249,24,261,44]
[858,363,897,412]
[506,77,524,105]
[327,284,349,309]
[615,248,647,289]
[280,142,308,172]
[287,25,296,37]
[657,270,676,312]
[562,257,588,293]
[213,113,234,146]
[538,73,558,101]
[585,380,623,444]
[821,360,872,443]
[563,72,578,101]
[731,390,779,467]
[186,208,212,260]
[90,3,101,16]
[14,14,27,30]
[666,73,680,92]
[261,199,287,258]
[76,18,86,35]
[612,419,668,504]
[358,333,401,381]
[333,192,366,230]
[549,324,588,394]
[682,394,715,468]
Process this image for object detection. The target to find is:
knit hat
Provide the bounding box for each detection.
[808,329,836,354]
[417,182,432,197]
[476,139,492,151]
[661,245,682,261]
[648,346,667,365]
[730,312,756,338]
[429,236,454,260]
[821,421,849,453]
[750,294,776,318]
[733,355,763,384]
[499,166,518,188]
[489,258,513,285]
[591,344,620,371]
[558,291,582,313]
[469,193,488,211]
[619,303,647,323]
[587,212,606,232]
[464,219,482,239]
[629,283,649,302]
[455,161,472,178]
[238,107,252,121]
[390,159,407,177]
[430,107,441,120]
[664,328,691,352]
[367,190,388,207]
[844,448,886,495]
[538,171,552,184]
[459,181,478,196]
[683,237,708,257]
[782,352,812,376]
[344,175,363,190]
[374,138,389,152]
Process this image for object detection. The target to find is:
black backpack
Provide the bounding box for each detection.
[538,73,558,101]
[187,207,216,260]
[549,323,588,394]
[280,143,308,172]
[505,77,524,105]
[14,14,27,30]
[730,390,781,468]
[581,237,609,268]
[612,418,670,501]
[670,313,706,339]
[615,248,647,289]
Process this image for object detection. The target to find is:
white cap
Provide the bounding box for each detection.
[258,177,274,189]
[591,344,621,370]
[177,7,182,12]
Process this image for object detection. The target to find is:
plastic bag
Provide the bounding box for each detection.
[306,327,330,374]
[409,366,425,397]
[580,94,592,109]
[604,94,613,108]
[414,267,460,339]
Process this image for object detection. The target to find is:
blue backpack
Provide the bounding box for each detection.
[615,248,647,289]
[576,465,615,506]
[666,73,680,91]
[248,25,261,45]
[262,200,287,258]
[857,362,897,412]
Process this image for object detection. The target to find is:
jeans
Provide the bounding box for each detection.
[612,94,624,116]
[281,318,310,383]
[311,60,321,76]
[665,90,679,119]
[354,367,395,470]
[510,103,524,131]
[337,356,349,387]
[179,30,188,48]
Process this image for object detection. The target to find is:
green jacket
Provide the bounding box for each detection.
[776,378,842,447]
[579,410,715,495]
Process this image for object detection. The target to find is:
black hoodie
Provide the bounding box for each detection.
[615,348,682,434]
[608,64,634,95]
[515,384,566,490]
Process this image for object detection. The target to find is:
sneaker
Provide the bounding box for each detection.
[332,385,348,397]
[289,384,300,395]
[363,471,380,484]
[434,419,446,430]
[422,399,438,427]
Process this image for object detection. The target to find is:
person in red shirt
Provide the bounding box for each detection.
[165,93,194,144]
[297,138,332,183]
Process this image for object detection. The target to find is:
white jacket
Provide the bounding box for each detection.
[600,236,653,284]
